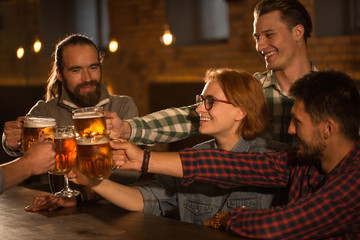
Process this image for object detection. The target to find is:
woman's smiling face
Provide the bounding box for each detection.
[196,80,244,141]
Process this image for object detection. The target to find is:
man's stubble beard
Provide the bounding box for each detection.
[296,129,326,162]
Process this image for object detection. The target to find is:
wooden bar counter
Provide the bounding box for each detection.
[0,186,241,240]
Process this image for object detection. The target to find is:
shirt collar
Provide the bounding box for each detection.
[262,61,318,90]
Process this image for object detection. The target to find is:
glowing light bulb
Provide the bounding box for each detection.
[33,40,42,53]
[17,47,24,59]
[109,39,118,52]
[161,30,173,46]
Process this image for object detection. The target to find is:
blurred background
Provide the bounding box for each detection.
[1,0,360,162]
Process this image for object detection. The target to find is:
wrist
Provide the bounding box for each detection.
[122,121,131,140]
[209,211,229,230]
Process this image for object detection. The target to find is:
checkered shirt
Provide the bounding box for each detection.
[254,63,318,147]
[179,140,360,239]
[128,105,199,144]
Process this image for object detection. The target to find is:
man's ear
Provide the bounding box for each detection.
[323,118,336,140]
[56,70,63,82]
[293,24,305,42]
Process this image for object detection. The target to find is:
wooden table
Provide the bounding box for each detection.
[0,186,241,240]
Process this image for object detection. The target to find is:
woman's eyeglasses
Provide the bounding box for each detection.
[196,95,232,111]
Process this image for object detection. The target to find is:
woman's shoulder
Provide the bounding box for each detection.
[248,137,289,153]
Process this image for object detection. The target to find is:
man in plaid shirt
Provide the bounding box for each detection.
[116,0,316,148]
[113,70,360,239]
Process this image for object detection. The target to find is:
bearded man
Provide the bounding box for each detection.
[2,34,139,192]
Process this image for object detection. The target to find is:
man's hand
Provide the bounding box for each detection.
[204,211,229,230]
[110,140,143,171]
[25,195,76,212]
[105,111,131,140]
[4,116,25,149]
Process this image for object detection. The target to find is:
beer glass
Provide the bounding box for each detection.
[21,116,56,152]
[46,126,79,198]
[76,134,112,180]
[72,107,106,138]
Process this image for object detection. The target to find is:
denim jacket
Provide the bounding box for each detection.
[136,137,288,225]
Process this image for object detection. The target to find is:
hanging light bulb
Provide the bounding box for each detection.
[17,46,25,59]
[33,39,42,53]
[160,24,174,46]
[108,39,119,52]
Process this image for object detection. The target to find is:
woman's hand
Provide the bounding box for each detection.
[25,195,76,212]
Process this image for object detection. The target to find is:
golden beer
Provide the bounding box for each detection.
[72,107,106,138]
[21,117,56,152]
[49,136,77,175]
[76,135,112,180]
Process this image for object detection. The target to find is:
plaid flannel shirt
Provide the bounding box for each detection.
[179,140,360,239]
[128,105,199,144]
[254,63,318,147]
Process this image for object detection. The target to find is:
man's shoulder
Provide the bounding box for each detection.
[109,94,134,102]
[31,98,59,109]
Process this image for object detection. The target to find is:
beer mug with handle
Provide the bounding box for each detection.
[72,107,106,138]
[21,116,56,152]
[75,134,112,180]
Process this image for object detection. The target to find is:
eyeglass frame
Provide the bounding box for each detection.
[196,95,232,111]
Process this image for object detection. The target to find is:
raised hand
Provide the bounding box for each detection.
[104,111,131,140]
[3,116,25,149]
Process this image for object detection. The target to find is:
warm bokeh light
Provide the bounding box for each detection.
[33,40,42,53]
[161,30,174,46]
[17,47,24,59]
[108,39,118,52]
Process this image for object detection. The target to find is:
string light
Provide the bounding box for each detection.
[108,39,118,52]
[33,39,42,53]
[160,24,174,46]
[17,47,24,59]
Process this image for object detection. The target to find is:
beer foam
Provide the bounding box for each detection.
[52,134,74,140]
[76,137,110,145]
[72,112,104,119]
[24,117,56,128]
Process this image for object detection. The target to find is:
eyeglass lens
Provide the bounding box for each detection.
[196,95,214,110]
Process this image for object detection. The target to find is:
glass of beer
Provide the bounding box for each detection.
[76,134,112,180]
[72,107,106,138]
[46,126,79,198]
[21,116,56,152]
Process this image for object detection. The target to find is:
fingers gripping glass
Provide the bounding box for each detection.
[196,95,232,111]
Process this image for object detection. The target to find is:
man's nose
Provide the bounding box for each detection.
[82,69,91,82]
[257,37,267,54]
[288,120,296,136]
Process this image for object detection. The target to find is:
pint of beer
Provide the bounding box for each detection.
[76,135,112,180]
[46,126,77,175]
[72,107,106,138]
[21,116,56,152]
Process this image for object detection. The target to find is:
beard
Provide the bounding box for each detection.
[296,129,326,162]
[64,80,101,107]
